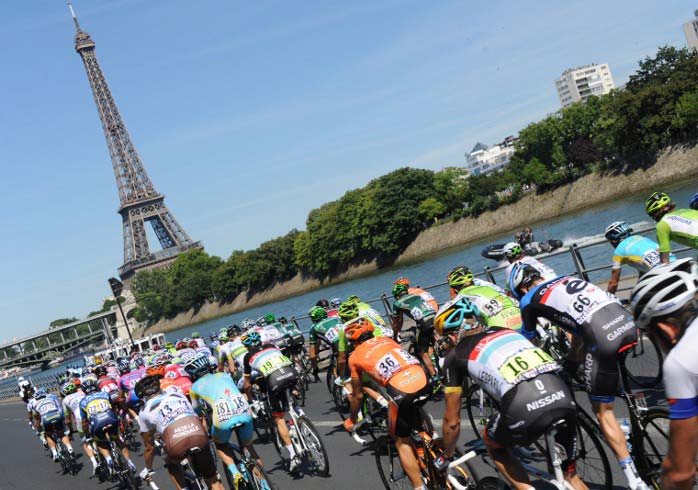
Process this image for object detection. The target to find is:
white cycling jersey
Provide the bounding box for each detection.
[138,391,196,435]
[62,391,85,423]
[664,317,698,420]
[259,325,284,345]
[505,256,557,287]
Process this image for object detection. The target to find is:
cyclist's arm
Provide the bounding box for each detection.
[391,309,403,336]
[607,267,621,294]
[348,359,363,424]
[656,221,672,263]
[662,417,698,489]
[442,353,466,458]
[519,304,537,341]
[226,355,236,375]
[142,430,156,472]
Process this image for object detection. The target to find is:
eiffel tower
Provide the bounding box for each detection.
[69,3,202,283]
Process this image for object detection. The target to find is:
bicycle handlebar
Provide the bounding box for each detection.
[446,450,477,490]
[349,418,369,446]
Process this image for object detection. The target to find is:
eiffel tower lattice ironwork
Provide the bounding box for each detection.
[69,3,202,282]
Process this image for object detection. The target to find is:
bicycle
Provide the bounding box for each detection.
[45,425,79,475]
[270,386,330,476]
[368,406,477,490]
[339,387,388,442]
[119,409,140,451]
[463,383,613,489]
[220,441,278,490]
[103,424,139,489]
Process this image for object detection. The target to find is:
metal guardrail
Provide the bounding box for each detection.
[0,374,63,401]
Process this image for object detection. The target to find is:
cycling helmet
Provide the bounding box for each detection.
[503,242,523,260]
[228,324,242,337]
[393,277,410,298]
[191,332,200,339]
[94,365,107,377]
[152,344,162,351]
[338,301,359,321]
[188,340,199,349]
[34,388,48,399]
[434,297,481,336]
[447,266,474,289]
[316,298,330,309]
[118,360,130,375]
[165,342,174,350]
[256,317,267,327]
[241,318,255,330]
[240,331,261,348]
[645,191,672,217]
[60,382,77,397]
[309,306,328,323]
[135,375,162,399]
[146,365,166,378]
[183,354,211,381]
[690,193,698,210]
[264,313,276,324]
[219,332,229,342]
[81,379,98,394]
[346,295,361,305]
[605,221,632,242]
[175,341,188,350]
[329,298,342,308]
[344,318,375,343]
[630,258,698,330]
[509,263,542,300]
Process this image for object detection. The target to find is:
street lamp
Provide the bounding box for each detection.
[108,277,135,350]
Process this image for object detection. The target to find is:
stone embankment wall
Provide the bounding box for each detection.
[145,144,698,334]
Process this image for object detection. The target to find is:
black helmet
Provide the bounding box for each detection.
[81,379,98,394]
[316,298,329,309]
[94,365,107,377]
[228,324,242,337]
[135,375,162,399]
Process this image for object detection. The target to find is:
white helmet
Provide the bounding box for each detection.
[630,258,698,330]
[502,242,523,259]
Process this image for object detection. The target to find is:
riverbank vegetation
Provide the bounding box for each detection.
[131,46,698,324]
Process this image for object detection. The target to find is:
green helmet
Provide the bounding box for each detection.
[447,266,474,289]
[346,295,361,305]
[392,277,410,298]
[264,313,276,324]
[165,342,174,350]
[219,333,229,342]
[645,192,672,216]
[309,306,327,323]
[338,301,359,321]
[191,332,200,339]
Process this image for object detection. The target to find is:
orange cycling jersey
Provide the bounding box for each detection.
[349,337,426,391]
[408,287,438,312]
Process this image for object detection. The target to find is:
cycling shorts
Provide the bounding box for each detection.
[266,366,298,416]
[385,366,431,438]
[414,317,435,353]
[581,304,638,403]
[486,373,577,470]
[89,412,120,442]
[211,414,254,446]
[162,415,216,478]
[42,417,66,438]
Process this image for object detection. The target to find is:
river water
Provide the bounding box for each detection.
[165,180,697,338]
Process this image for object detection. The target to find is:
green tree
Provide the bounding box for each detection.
[49,317,78,329]
[418,197,446,222]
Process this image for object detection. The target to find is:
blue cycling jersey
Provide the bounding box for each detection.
[32,395,64,423]
[612,235,674,273]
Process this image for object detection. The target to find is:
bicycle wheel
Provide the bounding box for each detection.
[575,412,613,490]
[245,458,279,490]
[464,384,497,440]
[114,449,138,489]
[375,436,411,490]
[624,335,663,388]
[297,416,330,476]
[637,407,670,488]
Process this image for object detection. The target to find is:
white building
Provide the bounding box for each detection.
[684,10,698,53]
[555,63,615,108]
[465,136,518,176]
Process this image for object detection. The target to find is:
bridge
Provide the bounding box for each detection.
[0,311,117,370]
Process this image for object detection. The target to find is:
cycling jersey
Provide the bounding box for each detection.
[62,391,85,425]
[217,341,237,365]
[664,317,698,419]
[259,325,285,345]
[79,392,118,438]
[443,327,559,401]
[357,302,387,328]
[520,276,638,401]
[226,338,249,369]
[192,338,206,348]
[243,345,297,415]
[337,316,390,353]
[97,376,122,403]
[656,208,698,253]
[612,235,670,273]
[243,346,292,379]
[138,390,198,436]
[163,364,193,395]
[189,372,254,444]
[392,288,438,323]
[308,317,344,348]
[120,368,145,392]
[505,256,556,288]
[451,278,507,299]
[456,286,522,330]
[31,394,65,424]
[177,348,198,362]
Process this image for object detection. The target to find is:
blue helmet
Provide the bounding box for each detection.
[34,388,48,399]
[241,331,261,348]
[604,221,632,242]
[690,193,698,210]
[434,297,481,336]
[509,263,542,300]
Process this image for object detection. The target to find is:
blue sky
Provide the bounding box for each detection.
[0,0,691,340]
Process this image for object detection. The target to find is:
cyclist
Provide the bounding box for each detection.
[630,258,698,489]
[136,369,224,490]
[329,298,342,317]
[308,306,344,380]
[191,332,206,348]
[18,377,33,403]
[511,264,649,490]
[604,221,673,294]
[346,294,389,331]
[503,242,557,289]
[217,332,237,374]
[29,388,75,462]
[447,265,506,299]
[95,364,123,405]
[435,297,585,490]
[342,318,432,490]
[645,191,698,263]
[185,354,267,490]
[240,331,301,473]
[390,277,439,382]
[61,381,99,474]
[447,266,522,330]
[80,378,136,475]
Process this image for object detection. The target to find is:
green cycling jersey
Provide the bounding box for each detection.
[308,317,343,348]
[456,285,523,330]
[656,208,698,253]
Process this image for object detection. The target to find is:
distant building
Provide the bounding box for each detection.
[465,136,518,176]
[684,10,698,53]
[555,63,615,108]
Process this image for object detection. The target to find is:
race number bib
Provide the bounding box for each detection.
[39,403,57,415]
[497,349,555,384]
[324,327,339,343]
[375,352,402,379]
[258,355,291,376]
[102,382,119,392]
[644,250,660,268]
[481,298,504,317]
[87,399,111,416]
[411,307,424,321]
[215,395,248,423]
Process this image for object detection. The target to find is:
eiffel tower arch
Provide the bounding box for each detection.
[69,4,202,283]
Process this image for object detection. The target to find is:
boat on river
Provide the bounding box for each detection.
[481,239,564,261]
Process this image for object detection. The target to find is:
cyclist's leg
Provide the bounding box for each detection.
[415,322,437,377]
[389,403,422,488]
[58,417,74,454]
[111,424,136,470]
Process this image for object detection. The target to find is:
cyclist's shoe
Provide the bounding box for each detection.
[289,456,301,473]
[52,453,60,463]
[232,472,245,490]
[91,464,98,477]
[127,459,137,473]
